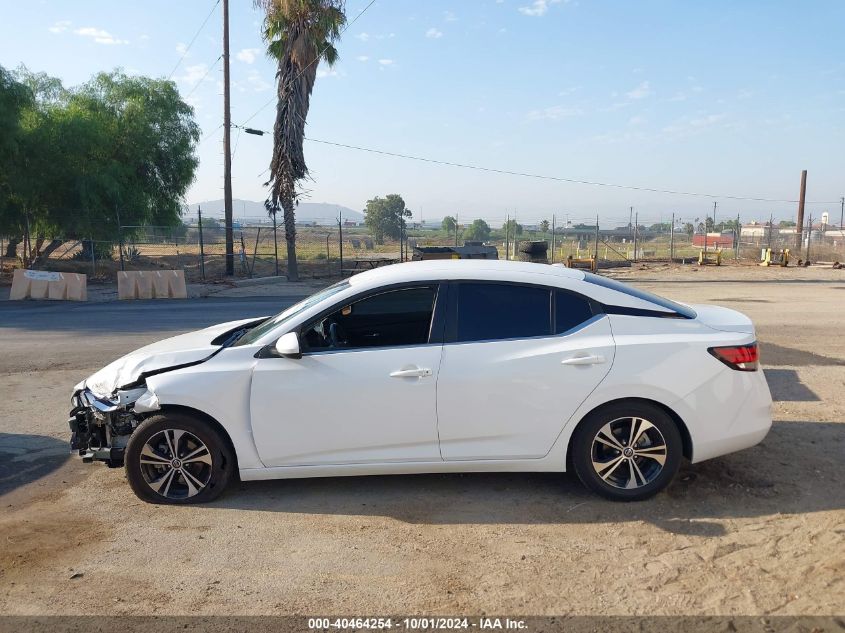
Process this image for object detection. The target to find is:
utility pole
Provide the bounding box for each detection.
[222,0,234,276]
[455,212,459,247]
[735,213,740,260]
[550,214,556,264]
[840,196,844,230]
[796,169,807,250]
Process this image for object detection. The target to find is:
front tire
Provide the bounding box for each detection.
[125,413,234,505]
[571,402,682,501]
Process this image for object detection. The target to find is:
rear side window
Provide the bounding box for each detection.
[582,272,697,319]
[555,290,595,334]
[455,283,551,342]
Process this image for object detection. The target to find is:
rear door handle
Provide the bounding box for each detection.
[390,367,433,378]
[561,354,606,366]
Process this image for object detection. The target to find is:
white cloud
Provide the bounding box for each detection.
[356,32,370,41]
[625,80,651,100]
[518,0,563,17]
[378,59,394,66]
[426,27,443,39]
[74,26,128,45]
[175,42,188,55]
[48,20,71,34]
[177,63,210,87]
[316,68,343,80]
[246,69,272,91]
[356,55,370,62]
[662,113,726,136]
[526,105,582,121]
[628,115,646,126]
[667,92,686,102]
[444,10,458,21]
[236,48,261,64]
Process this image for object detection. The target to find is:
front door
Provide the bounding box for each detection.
[436,282,615,461]
[250,285,444,467]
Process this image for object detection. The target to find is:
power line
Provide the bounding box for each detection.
[185,54,222,98]
[240,0,378,127]
[242,130,835,204]
[168,0,221,80]
[304,137,842,204]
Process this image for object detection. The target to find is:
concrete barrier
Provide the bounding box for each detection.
[118,270,188,300]
[9,269,88,301]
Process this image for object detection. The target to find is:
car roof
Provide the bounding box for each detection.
[347,259,586,288]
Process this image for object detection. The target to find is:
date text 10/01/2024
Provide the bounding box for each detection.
[307,618,528,630]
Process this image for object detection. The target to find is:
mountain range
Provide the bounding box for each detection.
[187,199,364,225]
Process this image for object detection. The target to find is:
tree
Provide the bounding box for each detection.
[648,222,671,232]
[256,0,346,281]
[441,216,457,234]
[778,220,796,228]
[464,219,491,242]
[539,219,550,235]
[1,66,199,265]
[0,66,33,257]
[683,223,695,237]
[502,219,523,236]
[364,194,412,244]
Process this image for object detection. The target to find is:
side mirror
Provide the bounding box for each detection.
[274,332,302,359]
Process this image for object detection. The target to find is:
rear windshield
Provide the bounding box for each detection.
[583,272,697,319]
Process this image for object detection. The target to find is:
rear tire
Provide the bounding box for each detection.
[125,413,234,505]
[571,401,682,501]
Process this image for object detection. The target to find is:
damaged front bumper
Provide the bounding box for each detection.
[68,386,160,466]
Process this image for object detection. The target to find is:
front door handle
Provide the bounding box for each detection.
[561,354,606,366]
[390,367,433,378]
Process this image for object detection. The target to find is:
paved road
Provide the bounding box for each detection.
[0,296,303,335]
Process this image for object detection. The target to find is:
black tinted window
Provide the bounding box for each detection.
[302,286,436,351]
[555,290,595,334]
[455,283,551,342]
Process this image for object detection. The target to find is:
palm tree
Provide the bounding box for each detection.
[255,0,346,281]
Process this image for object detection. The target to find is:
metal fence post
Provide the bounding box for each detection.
[670,213,675,260]
[197,205,206,279]
[272,210,279,277]
[89,236,96,277]
[338,212,344,275]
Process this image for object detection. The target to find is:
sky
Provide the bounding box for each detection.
[1,0,844,228]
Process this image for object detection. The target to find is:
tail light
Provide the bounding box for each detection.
[708,342,759,371]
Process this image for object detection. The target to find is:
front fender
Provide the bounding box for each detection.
[144,346,265,470]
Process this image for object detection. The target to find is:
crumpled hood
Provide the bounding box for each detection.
[83,317,266,398]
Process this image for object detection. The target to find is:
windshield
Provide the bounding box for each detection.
[232,280,351,347]
[582,272,697,319]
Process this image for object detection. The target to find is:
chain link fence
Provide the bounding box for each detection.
[3,218,843,283]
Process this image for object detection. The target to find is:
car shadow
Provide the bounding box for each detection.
[763,368,820,402]
[0,433,70,496]
[213,420,844,536]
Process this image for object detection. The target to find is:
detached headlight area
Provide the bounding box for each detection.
[69,385,161,466]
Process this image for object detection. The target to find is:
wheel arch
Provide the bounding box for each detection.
[154,404,240,473]
[565,397,693,466]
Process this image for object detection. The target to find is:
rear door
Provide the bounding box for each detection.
[436,282,615,461]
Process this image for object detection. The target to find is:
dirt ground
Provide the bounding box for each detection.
[0,262,843,616]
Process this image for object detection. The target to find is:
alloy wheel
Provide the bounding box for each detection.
[139,429,213,500]
[590,417,668,489]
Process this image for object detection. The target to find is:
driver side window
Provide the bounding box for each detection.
[301,286,438,352]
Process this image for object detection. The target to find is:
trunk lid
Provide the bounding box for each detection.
[688,303,755,334]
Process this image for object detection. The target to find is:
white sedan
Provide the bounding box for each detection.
[69,260,772,504]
